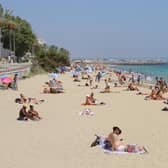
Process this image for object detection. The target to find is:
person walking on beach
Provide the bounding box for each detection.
[104,79,110,92]
[95,72,101,83]
[129,74,135,84]
[13,74,18,90]
[137,74,142,85]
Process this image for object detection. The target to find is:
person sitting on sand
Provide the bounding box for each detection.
[86,75,93,86]
[128,83,139,91]
[145,87,165,100]
[73,76,81,82]
[108,78,112,83]
[84,95,95,105]
[105,79,111,92]
[83,93,105,105]
[16,93,27,104]
[106,126,148,153]
[101,79,111,93]
[45,82,53,88]
[155,89,165,100]
[27,105,41,121]
[89,92,97,104]
[18,105,28,121]
[43,87,50,94]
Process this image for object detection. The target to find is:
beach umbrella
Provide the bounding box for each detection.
[146,76,153,82]
[84,66,92,73]
[0,77,13,83]
[61,66,69,71]
[123,72,130,77]
[49,73,59,79]
[72,70,80,76]
[75,67,83,72]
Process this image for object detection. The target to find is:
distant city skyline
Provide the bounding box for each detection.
[1,0,168,58]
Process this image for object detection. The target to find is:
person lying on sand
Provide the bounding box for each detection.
[50,87,64,93]
[164,99,168,104]
[114,83,122,87]
[42,87,64,94]
[27,105,42,121]
[91,84,98,89]
[162,106,168,111]
[15,93,45,104]
[136,92,148,95]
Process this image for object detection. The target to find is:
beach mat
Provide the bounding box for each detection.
[100,91,120,93]
[97,137,147,155]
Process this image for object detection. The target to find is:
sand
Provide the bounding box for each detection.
[0,72,168,168]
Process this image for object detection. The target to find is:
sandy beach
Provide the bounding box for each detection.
[0,72,168,168]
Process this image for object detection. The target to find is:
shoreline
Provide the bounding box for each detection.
[71,59,167,65]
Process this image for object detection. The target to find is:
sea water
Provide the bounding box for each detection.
[110,63,168,82]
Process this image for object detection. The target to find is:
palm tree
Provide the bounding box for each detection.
[7,20,17,53]
[0,6,17,56]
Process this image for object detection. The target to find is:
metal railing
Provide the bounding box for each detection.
[0,62,32,77]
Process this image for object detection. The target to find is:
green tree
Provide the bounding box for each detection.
[0,4,3,17]
[34,45,70,72]
[0,3,70,70]
[2,16,36,57]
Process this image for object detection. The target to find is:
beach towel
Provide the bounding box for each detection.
[81,103,96,106]
[81,102,106,106]
[79,108,94,116]
[100,91,120,93]
[98,137,146,155]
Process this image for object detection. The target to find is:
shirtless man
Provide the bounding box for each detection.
[106,126,148,153]
[106,126,124,151]
[18,105,28,121]
[128,83,139,91]
[27,105,41,120]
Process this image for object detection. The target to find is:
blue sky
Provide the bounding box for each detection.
[1,0,168,58]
